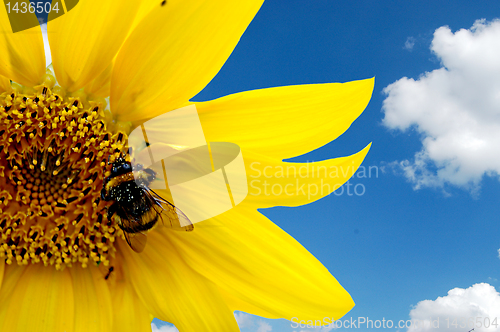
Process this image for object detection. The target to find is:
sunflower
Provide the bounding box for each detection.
[0,0,374,331]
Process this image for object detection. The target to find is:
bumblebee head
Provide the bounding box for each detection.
[110,156,132,176]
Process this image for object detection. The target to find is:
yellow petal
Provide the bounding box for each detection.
[196,78,374,160]
[0,264,74,331]
[130,0,165,34]
[243,145,369,208]
[84,1,168,99]
[0,265,25,327]
[69,265,113,332]
[110,279,151,332]
[84,62,112,98]
[0,6,45,86]
[110,0,264,123]
[121,235,240,331]
[0,75,11,92]
[163,206,355,322]
[0,260,4,290]
[48,0,141,92]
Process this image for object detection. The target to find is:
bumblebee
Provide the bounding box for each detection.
[101,155,192,252]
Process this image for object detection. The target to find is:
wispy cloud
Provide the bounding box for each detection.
[404,37,416,51]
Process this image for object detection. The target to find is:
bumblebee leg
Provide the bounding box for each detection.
[101,177,110,200]
[143,168,156,182]
[107,203,118,220]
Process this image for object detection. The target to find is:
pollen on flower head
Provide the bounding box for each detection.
[0,77,130,270]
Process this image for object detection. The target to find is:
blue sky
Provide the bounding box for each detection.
[148,1,500,331]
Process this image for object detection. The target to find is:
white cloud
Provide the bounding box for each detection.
[408,283,500,332]
[257,321,273,332]
[235,312,255,329]
[404,37,416,51]
[235,312,274,332]
[299,326,334,332]
[151,322,179,332]
[382,19,500,191]
[151,312,274,332]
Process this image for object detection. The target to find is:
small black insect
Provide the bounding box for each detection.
[104,266,114,280]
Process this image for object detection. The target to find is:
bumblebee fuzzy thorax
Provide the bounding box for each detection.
[101,156,155,200]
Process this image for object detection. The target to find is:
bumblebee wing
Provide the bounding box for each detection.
[145,189,193,232]
[158,199,194,232]
[123,230,148,253]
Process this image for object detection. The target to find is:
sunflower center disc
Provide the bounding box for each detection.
[0,85,127,269]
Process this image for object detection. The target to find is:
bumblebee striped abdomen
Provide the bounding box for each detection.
[101,156,161,252]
